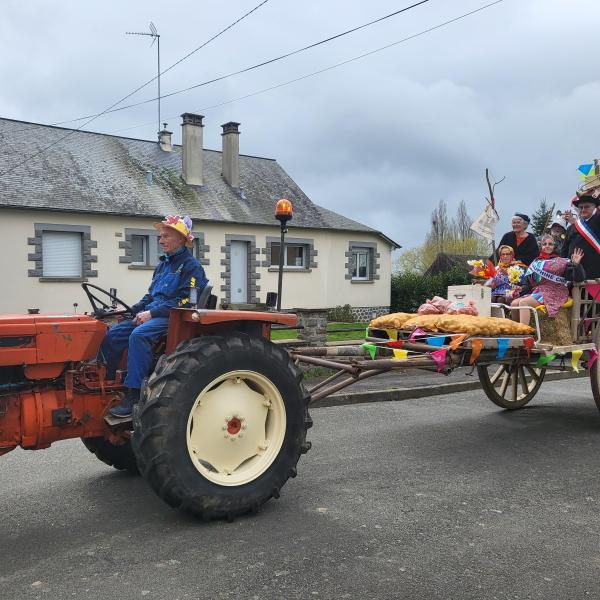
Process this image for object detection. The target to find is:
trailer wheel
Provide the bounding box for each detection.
[591,330,600,412]
[81,437,139,474]
[132,333,312,521]
[477,362,546,409]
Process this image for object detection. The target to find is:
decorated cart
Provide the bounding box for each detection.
[290,280,600,411]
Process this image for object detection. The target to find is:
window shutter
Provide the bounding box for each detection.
[42,231,82,277]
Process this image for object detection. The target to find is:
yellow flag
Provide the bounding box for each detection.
[571,349,583,373]
[385,329,398,341]
[393,349,408,360]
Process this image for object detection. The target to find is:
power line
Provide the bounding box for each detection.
[0,0,272,177]
[116,0,506,135]
[2,0,432,136]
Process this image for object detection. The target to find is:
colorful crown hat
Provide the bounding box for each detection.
[154,215,195,246]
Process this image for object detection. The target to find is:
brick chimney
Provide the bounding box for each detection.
[181,113,204,186]
[158,123,173,152]
[221,121,240,189]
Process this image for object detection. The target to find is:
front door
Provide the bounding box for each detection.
[230,241,248,303]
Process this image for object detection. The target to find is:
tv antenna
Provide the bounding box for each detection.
[126,22,161,139]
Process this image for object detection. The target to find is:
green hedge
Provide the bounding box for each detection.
[391,267,471,313]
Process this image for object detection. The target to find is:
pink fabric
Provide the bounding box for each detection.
[529,257,570,317]
[417,296,453,315]
[447,300,479,316]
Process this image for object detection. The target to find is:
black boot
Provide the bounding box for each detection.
[109,388,140,419]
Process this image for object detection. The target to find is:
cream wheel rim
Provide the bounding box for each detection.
[186,370,287,486]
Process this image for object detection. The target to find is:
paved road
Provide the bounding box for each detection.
[1,378,600,600]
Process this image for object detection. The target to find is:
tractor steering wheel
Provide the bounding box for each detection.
[81,283,134,319]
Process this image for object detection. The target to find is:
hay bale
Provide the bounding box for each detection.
[538,308,573,346]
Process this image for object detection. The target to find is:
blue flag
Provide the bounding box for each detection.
[496,338,509,359]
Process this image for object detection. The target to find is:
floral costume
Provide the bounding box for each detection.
[523,256,585,317]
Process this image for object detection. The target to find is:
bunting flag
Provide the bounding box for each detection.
[496,338,509,359]
[449,334,467,351]
[409,328,427,341]
[426,336,446,347]
[361,343,377,360]
[385,329,398,341]
[393,349,409,360]
[571,349,583,373]
[578,163,594,176]
[430,348,448,372]
[523,337,535,358]
[387,340,404,349]
[589,348,598,369]
[536,353,556,368]
[469,339,483,364]
[585,283,600,301]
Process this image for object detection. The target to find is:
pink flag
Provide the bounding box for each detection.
[589,348,598,369]
[409,328,426,342]
[430,348,448,372]
[586,284,600,301]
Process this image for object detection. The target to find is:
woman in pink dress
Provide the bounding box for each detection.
[510,235,585,325]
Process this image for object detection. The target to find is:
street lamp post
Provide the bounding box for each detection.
[274,198,293,311]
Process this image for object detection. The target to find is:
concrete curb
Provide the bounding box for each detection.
[310,370,590,409]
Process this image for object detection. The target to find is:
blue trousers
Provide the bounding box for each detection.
[97,317,169,389]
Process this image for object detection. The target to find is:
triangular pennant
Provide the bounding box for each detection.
[496,338,509,359]
[449,334,467,351]
[536,353,556,368]
[385,329,398,341]
[523,337,535,358]
[571,349,583,373]
[588,348,598,369]
[409,328,426,341]
[430,348,448,372]
[361,343,377,360]
[393,349,408,360]
[578,163,594,175]
[387,340,404,349]
[469,339,483,365]
[426,336,446,347]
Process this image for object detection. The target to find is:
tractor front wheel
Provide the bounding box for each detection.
[132,333,312,520]
[81,437,139,474]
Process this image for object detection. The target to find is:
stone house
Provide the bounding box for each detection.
[0,114,399,318]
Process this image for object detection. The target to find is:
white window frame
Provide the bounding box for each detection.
[351,248,371,281]
[130,234,149,266]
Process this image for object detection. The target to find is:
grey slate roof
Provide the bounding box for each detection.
[0,117,398,246]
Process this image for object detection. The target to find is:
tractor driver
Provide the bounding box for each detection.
[99,215,208,419]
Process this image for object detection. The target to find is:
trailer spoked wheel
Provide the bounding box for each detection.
[132,333,311,521]
[591,330,600,413]
[477,362,546,409]
[81,437,139,474]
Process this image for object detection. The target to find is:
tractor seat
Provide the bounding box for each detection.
[196,285,216,309]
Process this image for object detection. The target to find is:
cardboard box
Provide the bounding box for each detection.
[447,284,491,317]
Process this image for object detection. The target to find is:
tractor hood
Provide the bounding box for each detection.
[0,314,107,368]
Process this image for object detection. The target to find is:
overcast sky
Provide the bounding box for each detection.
[1,0,599,251]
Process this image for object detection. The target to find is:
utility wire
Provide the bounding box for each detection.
[2,0,432,136]
[116,0,505,135]
[0,0,272,177]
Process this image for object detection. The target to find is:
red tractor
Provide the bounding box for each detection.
[0,284,312,520]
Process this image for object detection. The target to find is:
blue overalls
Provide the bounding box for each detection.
[98,247,208,388]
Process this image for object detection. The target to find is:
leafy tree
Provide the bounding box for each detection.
[530,197,553,237]
[393,200,490,274]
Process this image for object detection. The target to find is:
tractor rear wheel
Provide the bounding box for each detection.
[132,333,312,521]
[81,437,139,474]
